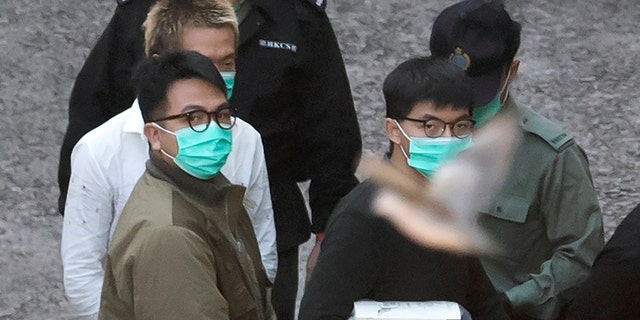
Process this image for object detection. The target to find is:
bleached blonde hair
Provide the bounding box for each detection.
[143,0,239,57]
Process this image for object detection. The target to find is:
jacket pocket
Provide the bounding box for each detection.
[480,194,530,223]
[479,194,535,262]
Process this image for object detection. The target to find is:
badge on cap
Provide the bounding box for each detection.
[449,47,471,71]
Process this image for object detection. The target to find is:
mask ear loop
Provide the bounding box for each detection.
[393,119,412,141]
[499,68,512,105]
[151,122,177,136]
[151,122,178,161]
[394,119,412,160]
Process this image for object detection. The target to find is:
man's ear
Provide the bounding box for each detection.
[144,123,162,151]
[385,118,403,146]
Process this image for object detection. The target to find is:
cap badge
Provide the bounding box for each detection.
[449,46,471,71]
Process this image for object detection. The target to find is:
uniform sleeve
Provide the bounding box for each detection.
[298,7,362,233]
[299,208,380,319]
[58,1,148,214]
[246,134,278,283]
[61,141,114,317]
[505,145,604,309]
[132,226,230,320]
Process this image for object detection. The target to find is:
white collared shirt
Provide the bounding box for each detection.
[61,101,277,316]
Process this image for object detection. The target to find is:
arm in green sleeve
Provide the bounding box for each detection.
[506,145,604,309]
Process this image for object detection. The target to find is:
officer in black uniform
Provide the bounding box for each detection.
[58,0,362,319]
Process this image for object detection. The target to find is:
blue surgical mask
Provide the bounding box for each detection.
[395,120,473,178]
[219,71,236,99]
[153,122,232,179]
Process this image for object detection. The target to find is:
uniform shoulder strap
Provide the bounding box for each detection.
[295,0,327,21]
[519,104,573,151]
[303,0,327,12]
[116,0,133,5]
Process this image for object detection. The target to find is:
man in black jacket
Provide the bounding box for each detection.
[58,0,361,318]
[300,56,508,320]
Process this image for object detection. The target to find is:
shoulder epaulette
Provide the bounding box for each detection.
[519,106,573,151]
[303,0,327,12]
[116,0,133,6]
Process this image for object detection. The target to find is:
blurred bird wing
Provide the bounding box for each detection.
[364,112,521,254]
[430,112,522,224]
[374,189,498,254]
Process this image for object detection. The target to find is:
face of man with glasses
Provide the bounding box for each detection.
[147,77,236,166]
[385,100,474,181]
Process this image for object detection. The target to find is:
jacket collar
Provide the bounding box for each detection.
[123,99,144,135]
[146,152,232,207]
[238,0,268,47]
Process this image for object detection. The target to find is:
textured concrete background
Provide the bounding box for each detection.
[0,0,638,319]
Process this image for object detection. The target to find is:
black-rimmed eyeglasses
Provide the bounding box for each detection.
[151,105,237,132]
[400,117,475,138]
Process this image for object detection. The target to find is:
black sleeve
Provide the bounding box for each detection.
[596,202,640,258]
[57,0,150,214]
[297,4,362,233]
[299,205,381,319]
[465,258,510,320]
[560,203,640,320]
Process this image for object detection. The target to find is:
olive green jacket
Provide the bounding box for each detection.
[478,99,604,319]
[99,154,275,320]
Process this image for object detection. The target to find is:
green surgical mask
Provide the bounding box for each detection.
[396,120,473,178]
[472,68,512,128]
[220,71,236,99]
[153,122,232,179]
[472,96,502,128]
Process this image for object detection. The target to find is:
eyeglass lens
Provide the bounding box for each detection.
[424,119,473,138]
[187,109,235,132]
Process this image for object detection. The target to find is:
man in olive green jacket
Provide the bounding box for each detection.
[99,51,274,320]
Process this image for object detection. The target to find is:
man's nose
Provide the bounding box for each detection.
[442,124,454,137]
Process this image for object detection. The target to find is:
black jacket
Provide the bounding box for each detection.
[299,181,509,320]
[559,203,640,320]
[59,0,362,251]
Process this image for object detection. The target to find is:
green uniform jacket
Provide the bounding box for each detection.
[478,99,604,319]
[99,155,275,320]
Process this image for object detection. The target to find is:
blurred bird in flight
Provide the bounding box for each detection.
[363,112,522,255]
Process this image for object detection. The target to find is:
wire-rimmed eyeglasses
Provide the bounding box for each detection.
[151,104,237,132]
[400,117,475,138]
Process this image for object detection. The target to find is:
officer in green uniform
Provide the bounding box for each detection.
[430,1,604,319]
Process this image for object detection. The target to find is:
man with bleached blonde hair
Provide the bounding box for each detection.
[142,0,239,56]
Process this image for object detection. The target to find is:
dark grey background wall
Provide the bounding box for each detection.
[0,0,638,318]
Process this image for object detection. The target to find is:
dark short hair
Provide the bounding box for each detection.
[132,51,227,122]
[383,56,474,120]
